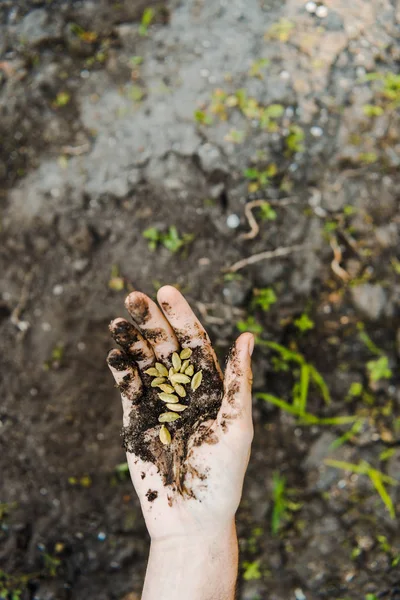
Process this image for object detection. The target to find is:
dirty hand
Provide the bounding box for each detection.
[107,286,254,600]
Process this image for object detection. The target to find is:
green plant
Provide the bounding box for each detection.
[293,313,314,333]
[127,85,145,102]
[129,56,144,67]
[367,356,392,383]
[236,316,263,336]
[43,553,61,577]
[325,459,398,519]
[271,473,301,535]
[194,110,213,125]
[249,58,270,78]
[362,104,384,117]
[244,164,277,189]
[266,18,295,42]
[242,560,261,581]
[108,264,125,291]
[257,341,361,426]
[259,202,277,221]
[143,226,194,253]
[285,125,305,154]
[252,287,277,311]
[53,91,70,108]
[139,7,155,36]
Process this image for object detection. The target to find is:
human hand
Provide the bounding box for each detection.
[107,286,254,542]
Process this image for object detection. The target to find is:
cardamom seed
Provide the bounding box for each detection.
[158,392,179,404]
[170,373,191,385]
[172,352,182,371]
[166,403,188,412]
[145,367,160,377]
[158,412,181,423]
[158,384,175,394]
[155,362,169,377]
[185,364,194,377]
[173,383,187,398]
[159,425,171,445]
[191,370,203,391]
[180,348,192,360]
[151,377,166,387]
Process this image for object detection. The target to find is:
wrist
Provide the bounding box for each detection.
[142,520,238,600]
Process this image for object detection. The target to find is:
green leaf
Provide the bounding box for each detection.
[367,356,392,382]
[252,287,277,311]
[236,316,263,335]
[294,313,314,333]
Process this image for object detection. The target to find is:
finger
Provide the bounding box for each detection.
[125,291,179,362]
[157,285,222,377]
[109,318,155,369]
[217,333,254,441]
[107,348,143,426]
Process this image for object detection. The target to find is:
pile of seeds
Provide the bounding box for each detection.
[144,348,203,446]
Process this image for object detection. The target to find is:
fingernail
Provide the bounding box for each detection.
[248,335,255,357]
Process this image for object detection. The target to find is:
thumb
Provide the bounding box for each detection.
[217,332,254,441]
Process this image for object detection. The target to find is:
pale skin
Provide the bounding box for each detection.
[107,286,254,600]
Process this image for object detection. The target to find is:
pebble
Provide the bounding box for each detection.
[316,5,328,18]
[226,214,240,228]
[97,532,107,541]
[310,126,323,137]
[350,284,387,321]
[295,589,307,600]
[53,284,64,296]
[305,1,317,13]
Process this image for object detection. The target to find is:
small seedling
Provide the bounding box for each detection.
[143,226,194,253]
[249,58,270,79]
[259,203,277,221]
[108,265,125,291]
[53,91,70,108]
[236,316,263,336]
[294,313,314,333]
[139,7,155,36]
[324,459,398,519]
[285,125,305,154]
[271,473,302,535]
[266,18,295,42]
[367,356,392,383]
[252,287,277,312]
[242,560,261,581]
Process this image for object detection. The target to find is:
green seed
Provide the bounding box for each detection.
[159,425,171,445]
[158,392,179,403]
[158,384,175,394]
[185,364,194,376]
[180,348,192,360]
[180,359,190,373]
[172,352,181,371]
[151,377,166,387]
[169,367,176,379]
[155,362,169,377]
[166,403,188,412]
[158,412,181,423]
[174,383,187,398]
[191,370,203,391]
[145,368,159,377]
[170,373,191,385]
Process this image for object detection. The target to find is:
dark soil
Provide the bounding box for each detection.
[1,0,400,599]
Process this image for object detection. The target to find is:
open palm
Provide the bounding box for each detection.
[107,286,254,541]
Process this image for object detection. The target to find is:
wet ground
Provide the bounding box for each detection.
[0,0,399,598]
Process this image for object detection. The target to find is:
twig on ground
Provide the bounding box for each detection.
[196,302,225,325]
[240,198,298,240]
[330,236,350,282]
[224,244,308,273]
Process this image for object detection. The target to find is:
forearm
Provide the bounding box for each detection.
[142,520,238,600]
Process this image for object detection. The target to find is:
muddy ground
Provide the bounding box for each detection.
[0,0,400,598]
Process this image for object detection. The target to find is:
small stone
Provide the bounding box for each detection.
[53,284,64,296]
[316,5,328,17]
[310,126,323,137]
[97,532,107,541]
[226,214,240,229]
[305,1,317,13]
[350,284,387,321]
